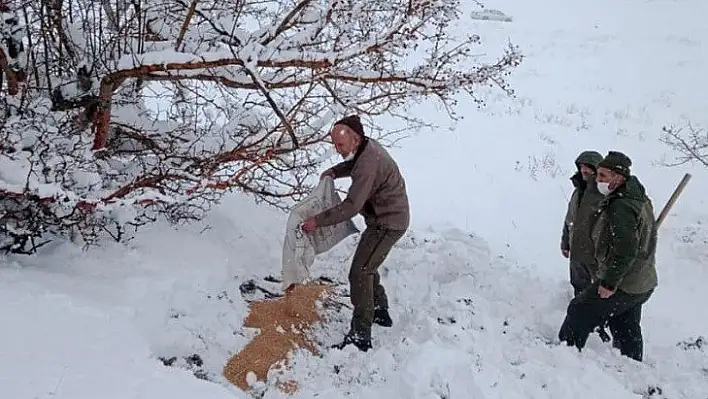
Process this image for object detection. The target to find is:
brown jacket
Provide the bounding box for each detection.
[314,138,410,231]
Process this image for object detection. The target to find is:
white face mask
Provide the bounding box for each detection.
[342,152,355,161]
[597,181,612,196]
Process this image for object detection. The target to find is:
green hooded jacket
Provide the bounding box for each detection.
[561,151,604,253]
[591,175,659,294]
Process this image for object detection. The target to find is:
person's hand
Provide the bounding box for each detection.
[320,169,335,180]
[302,217,317,232]
[598,285,614,299]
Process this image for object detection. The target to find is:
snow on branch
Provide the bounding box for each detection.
[661,122,708,168]
[1,0,522,253]
[0,4,26,95]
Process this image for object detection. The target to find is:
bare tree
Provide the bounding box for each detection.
[660,123,708,168]
[1,0,523,253]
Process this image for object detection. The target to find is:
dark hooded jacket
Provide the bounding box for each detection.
[561,151,604,264]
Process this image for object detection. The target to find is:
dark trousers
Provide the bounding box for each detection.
[558,281,653,362]
[569,260,593,296]
[348,227,405,340]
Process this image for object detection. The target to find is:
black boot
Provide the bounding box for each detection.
[596,325,611,343]
[373,308,393,327]
[331,332,372,352]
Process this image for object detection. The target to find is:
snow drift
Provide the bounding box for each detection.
[1,192,706,399]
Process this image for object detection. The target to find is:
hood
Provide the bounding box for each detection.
[614,175,649,202]
[574,150,603,170]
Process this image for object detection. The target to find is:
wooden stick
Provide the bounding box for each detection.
[656,173,692,228]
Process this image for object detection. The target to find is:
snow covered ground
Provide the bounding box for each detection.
[2,0,708,398]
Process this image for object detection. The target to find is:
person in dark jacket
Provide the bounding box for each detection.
[560,150,612,343]
[561,150,604,295]
[558,151,659,362]
[302,115,410,352]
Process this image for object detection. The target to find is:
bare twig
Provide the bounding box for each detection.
[660,123,708,168]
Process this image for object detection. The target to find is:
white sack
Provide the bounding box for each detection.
[281,177,359,289]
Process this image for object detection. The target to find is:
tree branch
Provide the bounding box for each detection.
[242,64,300,148]
[0,48,19,95]
[174,0,199,51]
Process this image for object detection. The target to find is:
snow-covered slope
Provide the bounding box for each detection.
[387,0,708,268]
[2,193,706,399]
[2,0,708,398]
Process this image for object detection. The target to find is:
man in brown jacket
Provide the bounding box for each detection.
[302,115,410,352]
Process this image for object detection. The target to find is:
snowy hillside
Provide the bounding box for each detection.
[2,0,708,398]
[3,193,707,399]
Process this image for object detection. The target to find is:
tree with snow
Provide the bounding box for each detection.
[0,0,522,253]
[661,122,708,169]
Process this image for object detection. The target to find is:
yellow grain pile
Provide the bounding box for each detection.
[223,282,333,394]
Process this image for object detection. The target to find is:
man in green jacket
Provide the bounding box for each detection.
[561,150,604,296]
[558,151,658,362]
[302,115,410,352]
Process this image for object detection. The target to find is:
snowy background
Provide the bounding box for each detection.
[2,0,707,398]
